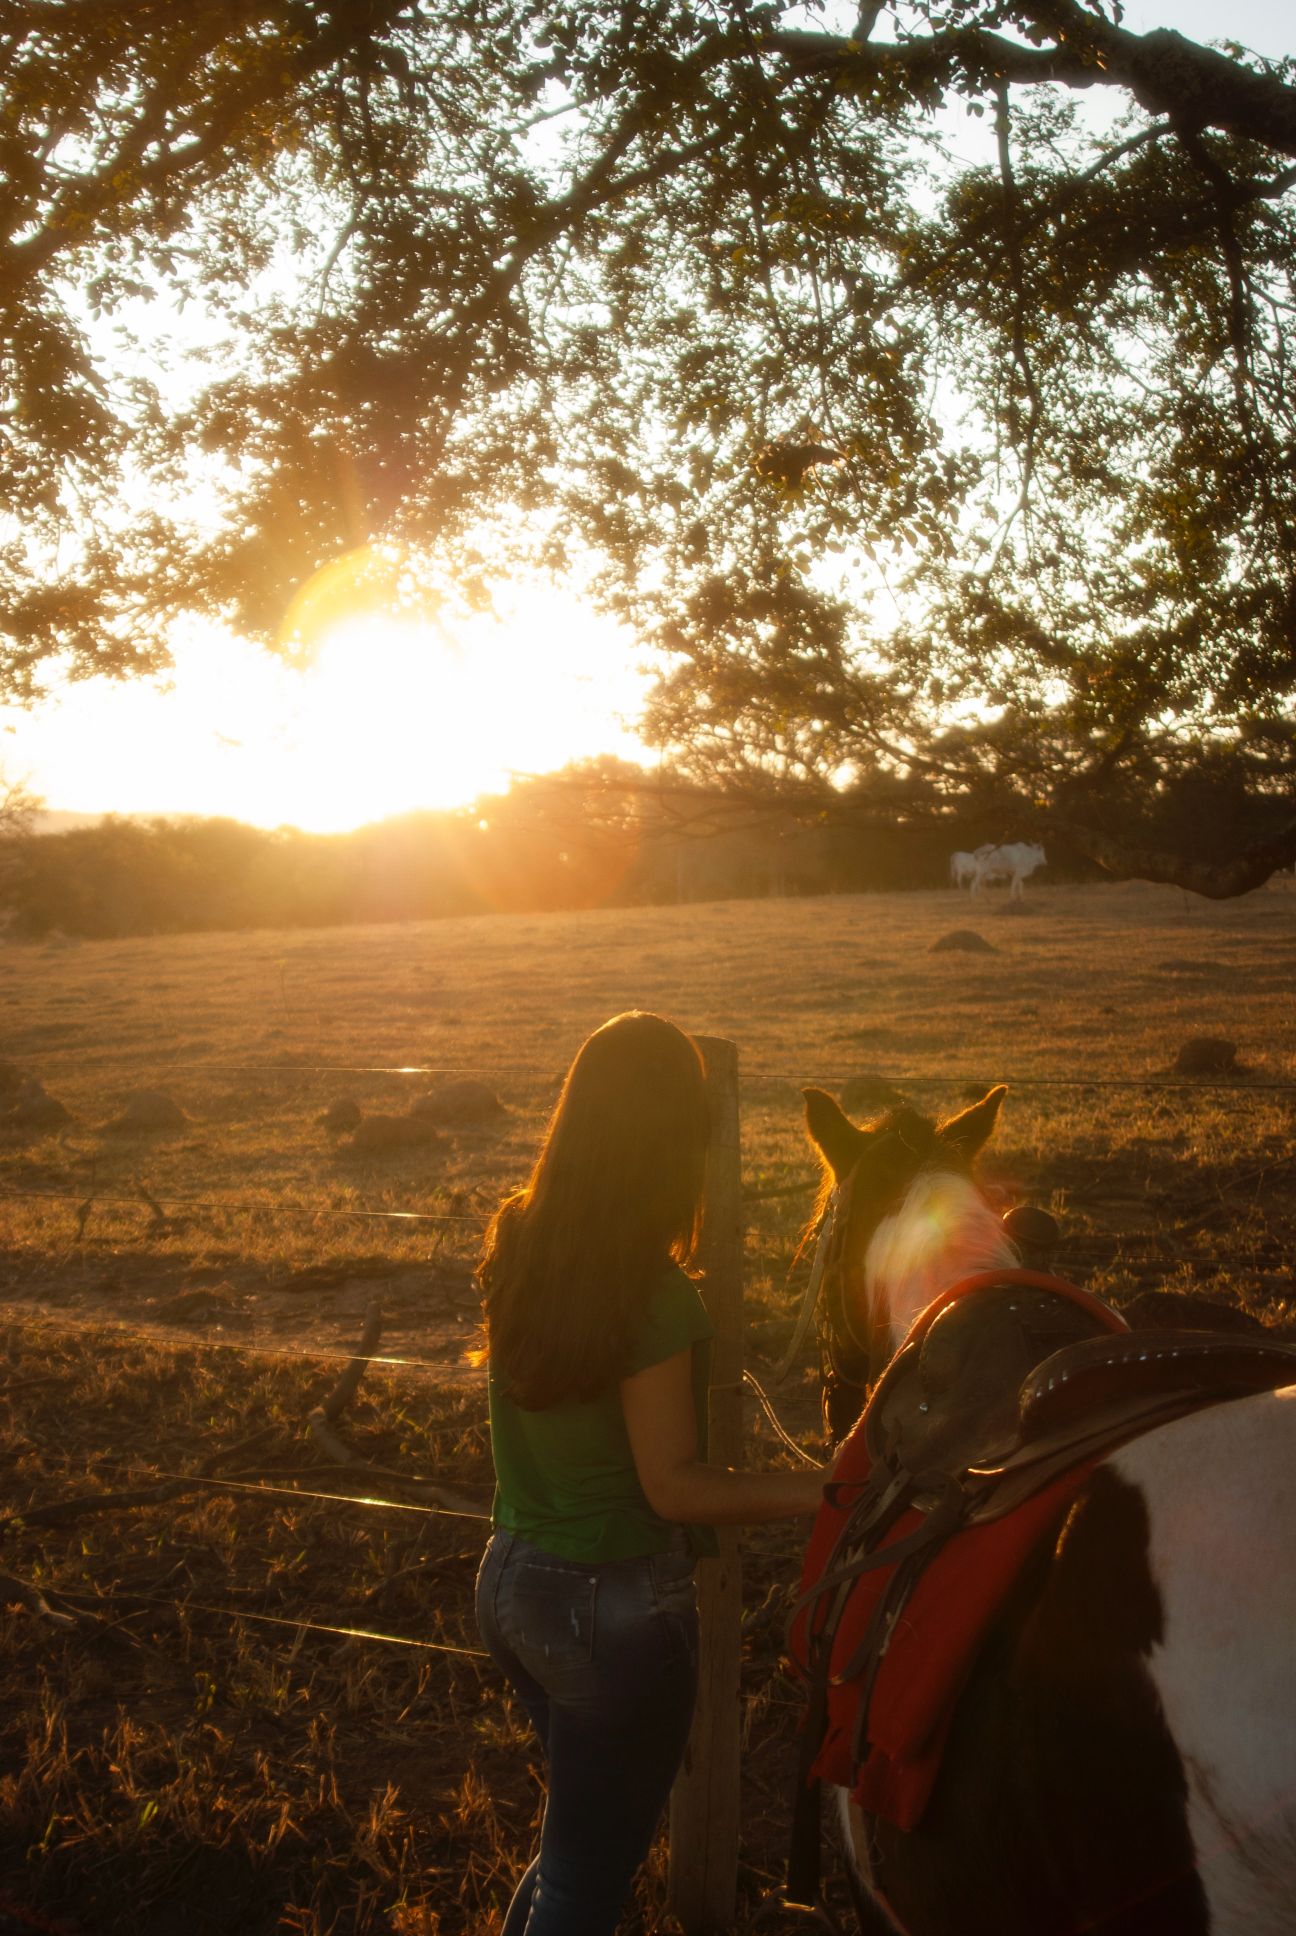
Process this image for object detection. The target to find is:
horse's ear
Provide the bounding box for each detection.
[937,1085,1006,1160]
[803,1086,868,1182]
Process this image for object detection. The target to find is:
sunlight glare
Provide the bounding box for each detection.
[5,585,656,833]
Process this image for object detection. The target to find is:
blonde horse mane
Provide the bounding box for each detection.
[861,1169,1019,1351]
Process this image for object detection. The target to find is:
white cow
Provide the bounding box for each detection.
[971,841,1046,899]
[949,850,982,889]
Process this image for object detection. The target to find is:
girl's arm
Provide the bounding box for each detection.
[621,1348,826,1525]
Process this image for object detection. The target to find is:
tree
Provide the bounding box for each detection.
[0,765,41,911]
[3,1,1295,893]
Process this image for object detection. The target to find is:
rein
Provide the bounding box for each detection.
[776,1153,901,1427]
[774,1182,844,1382]
[820,1164,880,1379]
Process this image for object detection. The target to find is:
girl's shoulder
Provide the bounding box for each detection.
[626,1267,713,1374]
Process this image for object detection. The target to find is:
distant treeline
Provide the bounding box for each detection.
[0,769,1101,939]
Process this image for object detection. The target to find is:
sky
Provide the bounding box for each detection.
[1121,0,1288,57]
[6,590,654,835]
[5,0,1292,834]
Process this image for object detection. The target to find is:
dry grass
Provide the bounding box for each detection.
[0,1325,510,1934]
[0,880,1293,1930]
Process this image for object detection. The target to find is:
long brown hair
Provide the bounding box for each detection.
[479,1011,709,1408]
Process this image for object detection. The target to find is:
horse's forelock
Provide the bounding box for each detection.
[802,1104,942,1275]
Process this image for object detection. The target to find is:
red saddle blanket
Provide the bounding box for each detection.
[791,1426,1099,1832]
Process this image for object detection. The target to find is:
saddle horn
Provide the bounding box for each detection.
[1002,1204,1060,1269]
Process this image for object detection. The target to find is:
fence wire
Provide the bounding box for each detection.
[0,1308,485,1382]
[2,1386,493,1661]
[0,1188,490,1226]
[20,1049,1296,1091]
[143,1467,489,1521]
[113,1596,490,1658]
[40,1566,491,1660]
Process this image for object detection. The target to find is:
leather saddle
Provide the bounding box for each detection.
[863,1273,1296,1532]
[866,1279,1105,1487]
[796,1273,1296,1776]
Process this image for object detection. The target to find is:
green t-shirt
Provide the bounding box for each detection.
[487,1266,720,1562]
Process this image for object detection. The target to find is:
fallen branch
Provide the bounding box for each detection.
[306,1300,384,1465]
[199,1422,279,1476]
[358,1553,475,1608]
[315,1301,384,1425]
[135,1178,175,1235]
[0,1566,156,1655]
[133,1177,201,1239]
[306,1408,363,1469]
[1,1478,197,1532]
[1,1462,487,1533]
[299,1445,486,1518]
[305,1303,486,1514]
[0,1566,79,1630]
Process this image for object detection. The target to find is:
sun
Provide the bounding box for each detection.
[4,573,657,832]
[270,580,655,831]
[273,615,492,829]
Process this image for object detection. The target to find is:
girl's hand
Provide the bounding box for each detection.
[622,1354,836,1526]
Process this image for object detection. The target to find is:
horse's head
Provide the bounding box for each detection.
[802,1084,1017,1442]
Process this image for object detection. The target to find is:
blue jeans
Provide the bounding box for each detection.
[475,1529,699,1936]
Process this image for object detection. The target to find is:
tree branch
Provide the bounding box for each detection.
[761,21,1296,159]
[1046,810,1296,896]
[3,0,414,287]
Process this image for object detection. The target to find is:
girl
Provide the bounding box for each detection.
[475,1010,825,1935]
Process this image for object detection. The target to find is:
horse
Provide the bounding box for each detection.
[791,1083,1296,1936]
[947,849,986,889]
[970,841,1046,898]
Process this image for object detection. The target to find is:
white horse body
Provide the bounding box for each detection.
[1112,1390,1296,1936]
[837,1381,1296,1935]
[836,1165,1296,1936]
[970,841,1046,898]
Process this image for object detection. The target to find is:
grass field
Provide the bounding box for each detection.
[0,879,1293,1933]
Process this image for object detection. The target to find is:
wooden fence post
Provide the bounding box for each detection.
[667,1034,743,1933]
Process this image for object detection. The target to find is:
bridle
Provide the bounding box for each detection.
[781,1101,1052,1434]
[775,1181,844,1380]
[777,1134,915,1427]
[817,1164,886,1400]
